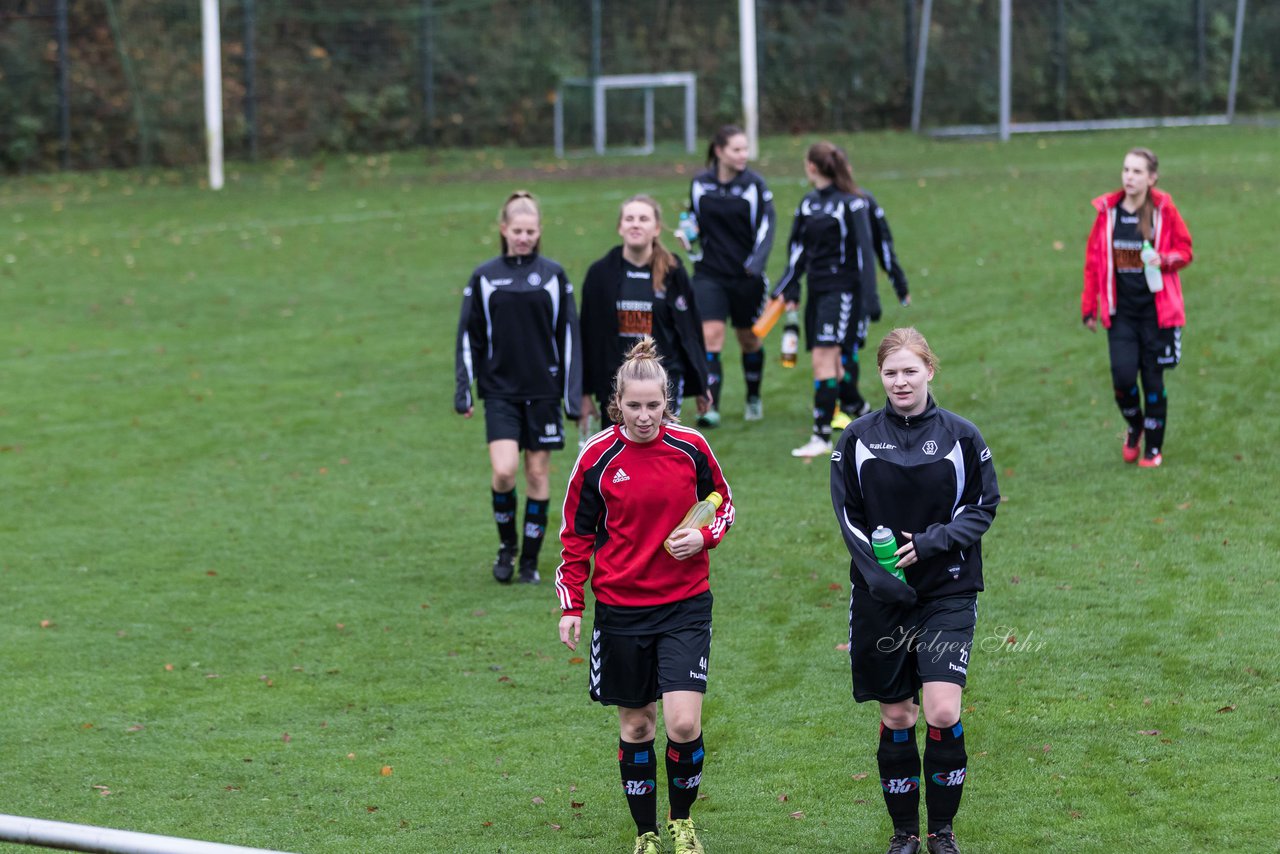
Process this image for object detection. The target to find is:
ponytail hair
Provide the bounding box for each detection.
[1126,147,1159,242]
[618,194,674,295]
[705,124,746,170]
[807,141,859,195]
[607,336,674,425]
[498,190,541,255]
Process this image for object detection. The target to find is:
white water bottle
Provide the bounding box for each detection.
[1141,241,1163,293]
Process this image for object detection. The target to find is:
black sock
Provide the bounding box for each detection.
[521,499,549,564]
[814,378,838,440]
[619,739,658,835]
[706,352,723,411]
[924,721,967,834]
[839,349,865,412]
[877,723,920,836]
[742,350,764,400]
[665,734,705,821]
[1114,383,1143,435]
[492,488,517,548]
[1143,388,1167,456]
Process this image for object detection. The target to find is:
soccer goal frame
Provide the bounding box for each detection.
[911,0,1251,140]
[553,72,698,158]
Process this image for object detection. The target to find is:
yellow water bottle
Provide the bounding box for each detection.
[665,491,723,554]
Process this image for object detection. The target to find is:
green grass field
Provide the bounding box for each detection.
[2,125,1277,853]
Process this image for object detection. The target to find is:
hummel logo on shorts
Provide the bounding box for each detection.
[612,468,631,483]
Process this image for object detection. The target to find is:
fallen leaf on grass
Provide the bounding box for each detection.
[1042,744,1051,753]
[828,583,841,591]
[851,773,868,780]
[531,797,545,805]
[126,725,144,732]
[366,806,378,813]
[568,657,585,664]
[93,786,111,797]
[224,785,239,791]
[40,619,54,628]
[1138,730,1161,736]
[1216,705,1236,713]
[282,733,291,743]
[380,766,393,776]
[789,811,805,820]
[481,821,493,827]
[549,823,562,830]
[498,675,512,683]
[777,793,789,802]
[164,663,174,671]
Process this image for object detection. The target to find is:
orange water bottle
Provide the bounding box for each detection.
[752,297,786,339]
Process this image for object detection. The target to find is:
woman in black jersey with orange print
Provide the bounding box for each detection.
[678,125,776,428]
[455,191,582,585]
[580,195,709,430]
[558,337,733,854]
[830,328,999,854]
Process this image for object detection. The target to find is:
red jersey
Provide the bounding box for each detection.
[555,423,734,616]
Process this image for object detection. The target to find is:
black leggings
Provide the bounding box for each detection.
[1107,313,1169,454]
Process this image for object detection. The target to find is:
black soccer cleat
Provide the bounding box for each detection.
[926,826,960,854]
[517,557,541,585]
[492,543,517,583]
[885,830,921,854]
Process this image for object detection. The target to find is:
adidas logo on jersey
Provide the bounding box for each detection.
[612,468,631,484]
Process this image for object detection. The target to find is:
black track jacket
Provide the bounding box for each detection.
[688,167,776,280]
[579,247,709,401]
[830,398,999,607]
[454,253,582,417]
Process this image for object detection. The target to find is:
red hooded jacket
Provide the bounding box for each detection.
[1081,187,1193,329]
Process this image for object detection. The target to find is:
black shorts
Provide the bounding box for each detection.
[805,290,857,350]
[692,271,766,330]
[589,596,713,707]
[848,591,977,704]
[483,398,564,450]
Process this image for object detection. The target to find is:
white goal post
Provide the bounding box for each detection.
[912,0,1251,139]
[553,73,697,158]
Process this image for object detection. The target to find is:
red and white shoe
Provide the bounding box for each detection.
[1138,451,1163,468]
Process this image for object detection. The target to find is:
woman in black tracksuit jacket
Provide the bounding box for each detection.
[455,191,582,586]
[580,195,709,430]
[680,124,776,427]
[775,141,891,458]
[830,327,999,854]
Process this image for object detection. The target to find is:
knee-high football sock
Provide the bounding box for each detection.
[521,498,548,564]
[1114,383,1143,435]
[1143,388,1167,455]
[923,721,967,834]
[877,723,921,836]
[706,352,723,411]
[492,488,517,548]
[665,735,705,821]
[742,350,765,400]
[839,349,865,412]
[619,739,659,835]
[814,378,838,440]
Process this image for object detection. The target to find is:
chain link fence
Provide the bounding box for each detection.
[1,0,1277,172]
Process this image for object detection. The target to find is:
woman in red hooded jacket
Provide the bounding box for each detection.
[1081,147,1193,467]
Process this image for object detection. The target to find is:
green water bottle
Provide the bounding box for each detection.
[871,526,907,584]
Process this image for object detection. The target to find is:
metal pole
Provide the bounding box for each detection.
[0,813,295,854]
[56,0,70,169]
[998,0,1011,141]
[1225,0,1246,121]
[684,78,696,154]
[739,0,759,158]
[1195,0,1206,111]
[554,87,564,158]
[1054,0,1066,121]
[910,0,931,133]
[421,0,436,145]
[590,0,602,154]
[644,87,654,153]
[243,0,257,161]
[201,0,224,189]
